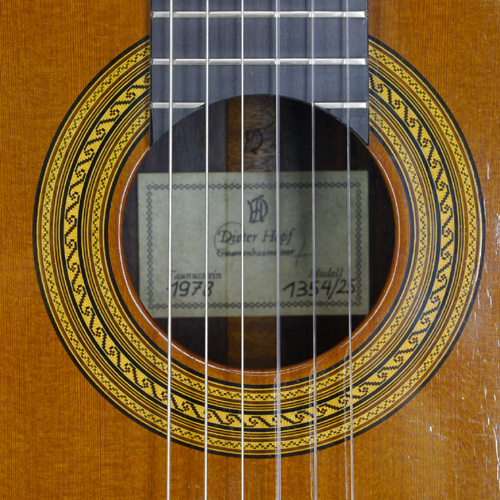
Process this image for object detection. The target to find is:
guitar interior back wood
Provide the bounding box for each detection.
[1,1,499,498]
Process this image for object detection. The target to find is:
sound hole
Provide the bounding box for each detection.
[122,96,394,369]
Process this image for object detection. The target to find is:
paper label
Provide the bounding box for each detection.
[138,171,369,317]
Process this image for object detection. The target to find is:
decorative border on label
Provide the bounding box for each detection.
[34,37,483,457]
[143,179,365,312]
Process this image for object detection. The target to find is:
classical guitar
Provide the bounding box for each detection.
[2,1,500,499]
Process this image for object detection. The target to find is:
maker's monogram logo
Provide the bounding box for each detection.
[247,194,268,224]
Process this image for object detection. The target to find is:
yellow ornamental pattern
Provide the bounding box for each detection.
[35,38,482,457]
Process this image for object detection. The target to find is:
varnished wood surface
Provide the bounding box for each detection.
[1,1,500,499]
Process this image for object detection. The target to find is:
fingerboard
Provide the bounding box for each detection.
[150,0,369,143]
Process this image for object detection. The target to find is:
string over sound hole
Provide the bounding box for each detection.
[123,96,394,369]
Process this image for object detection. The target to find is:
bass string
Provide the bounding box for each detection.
[240,1,245,500]
[204,3,210,500]
[165,3,211,499]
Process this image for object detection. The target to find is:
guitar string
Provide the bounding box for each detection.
[346,0,355,498]
[204,2,210,500]
[166,1,174,499]
[163,4,355,498]
[310,2,319,500]
[274,1,282,499]
[240,1,245,499]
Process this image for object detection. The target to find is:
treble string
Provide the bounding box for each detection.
[274,0,282,499]
[310,1,318,500]
[346,0,355,498]
[166,1,174,499]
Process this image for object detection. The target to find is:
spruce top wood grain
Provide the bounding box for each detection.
[1,1,499,499]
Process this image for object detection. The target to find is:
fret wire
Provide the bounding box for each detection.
[151,101,368,110]
[240,2,245,500]
[346,0,355,499]
[151,1,370,144]
[316,102,367,109]
[166,0,174,499]
[152,57,367,66]
[152,10,366,19]
[151,102,205,109]
[275,1,282,500]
